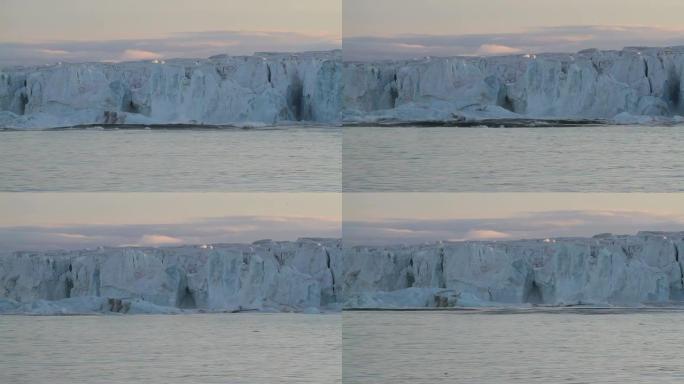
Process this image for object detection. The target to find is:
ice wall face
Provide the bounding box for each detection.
[4,233,684,313]
[3,47,684,127]
[0,239,342,313]
[343,47,684,123]
[0,51,342,128]
[343,232,684,308]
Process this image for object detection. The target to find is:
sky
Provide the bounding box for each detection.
[4,1,684,64]
[343,193,684,245]
[0,193,341,251]
[344,0,684,60]
[2,193,684,250]
[0,0,341,65]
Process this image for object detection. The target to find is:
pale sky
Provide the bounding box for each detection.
[4,1,684,64]
[1,0,340,42]
[0,193,341,251]
[344,0,684,60]
[344,0,684,37]
[2,193,683,250]
[344,193,684,245]
[0,0,341,64]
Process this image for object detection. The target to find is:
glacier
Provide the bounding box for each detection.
[4,233,684,314]
[343,46,684,125]
[343,232,684,309]
[0,51,342,129]
[0,238,342,315]
[2,47,684,128]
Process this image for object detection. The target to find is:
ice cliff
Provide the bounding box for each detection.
[344,232,684,308]
[0,238,341,314]
[3,47,684,128]
[0,51,342,128]
[4,232,684,314]
[343,46,684,124]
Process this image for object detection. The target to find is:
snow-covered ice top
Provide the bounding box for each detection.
[0,50,342,129]
[2,47,684,128]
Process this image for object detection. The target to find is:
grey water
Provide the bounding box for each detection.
[0,313,341,384]
[0,127,341,192]
[5,125,683,192]
[344,125,684,191]
[342,310,684,383]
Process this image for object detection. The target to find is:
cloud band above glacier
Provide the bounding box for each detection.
[0,31,341,66]
[343,26,684,61]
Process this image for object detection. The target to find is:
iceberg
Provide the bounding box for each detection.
[0,51,342,129]
[0,238,341,314]
[343,232,684,308]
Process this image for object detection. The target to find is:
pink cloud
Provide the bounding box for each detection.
[120,49,162,61]
[139,234,183,246]
[38,49,69,55]
[475,44,523,56]
[393,43,428,49]
[465,229,512,240]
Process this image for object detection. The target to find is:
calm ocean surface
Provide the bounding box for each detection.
[0,127,341,192]
[343,310,684,383]
[4,125,684,192]
[0,313,341,384]
[344,125,684,191]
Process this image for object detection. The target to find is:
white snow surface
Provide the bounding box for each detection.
[344,232,684,308]
[343,46,684,124]
[0,238,341,314]
[0,51,341,129]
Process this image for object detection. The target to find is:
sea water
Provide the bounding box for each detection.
[343,309,684,383]
[0,313,341,384]
[344,125,684,191]
[0,127,341,192]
